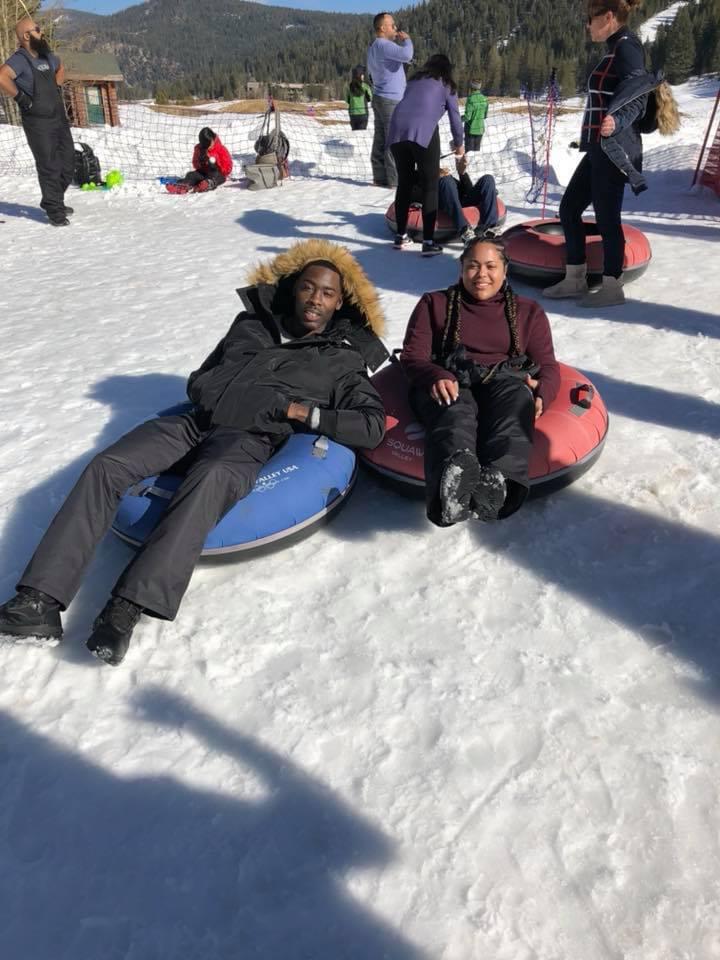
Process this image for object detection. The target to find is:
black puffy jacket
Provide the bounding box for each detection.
[187,281,388,450]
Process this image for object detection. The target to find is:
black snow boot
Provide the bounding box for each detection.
[0,587,63,641]
[439,449,482,525]
[470,465,507,522]
[87,597,142,667]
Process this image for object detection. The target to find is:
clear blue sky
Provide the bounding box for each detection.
[55,1,420,14]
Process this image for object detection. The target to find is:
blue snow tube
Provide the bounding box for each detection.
[111,405,357,556]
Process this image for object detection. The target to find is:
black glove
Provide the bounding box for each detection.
[14,89,32,113]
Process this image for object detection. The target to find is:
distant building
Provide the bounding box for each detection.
[61,51,123,127]
[268,81,331,102]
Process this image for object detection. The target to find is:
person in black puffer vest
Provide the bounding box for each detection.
[544,0,647,308]
[0,17,75,226]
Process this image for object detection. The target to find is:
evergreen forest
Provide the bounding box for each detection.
[55,0,720,101]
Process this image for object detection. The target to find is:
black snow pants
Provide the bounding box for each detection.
[411,377,536,526]
[21,65,74,222]
[18,413,277,620]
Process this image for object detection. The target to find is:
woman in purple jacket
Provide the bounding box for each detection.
[389,54,465,256]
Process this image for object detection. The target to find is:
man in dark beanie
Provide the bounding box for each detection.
[0,17,75,226]
[165,126,233,194]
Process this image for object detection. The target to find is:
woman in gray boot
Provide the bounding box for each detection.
[544,0,647,308]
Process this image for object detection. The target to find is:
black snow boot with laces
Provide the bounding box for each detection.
[87,597,142,667]
[0,587,63,641]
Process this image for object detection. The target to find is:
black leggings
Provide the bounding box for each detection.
[390,128,441,242]
[560,149,628,278]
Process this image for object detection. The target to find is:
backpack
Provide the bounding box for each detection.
[73,142,102,186]
[244,105,290,189]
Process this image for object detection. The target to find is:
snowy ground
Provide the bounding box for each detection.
[638,0,695,43]
[0,78,719,960]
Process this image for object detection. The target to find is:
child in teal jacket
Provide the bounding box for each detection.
[463,81,489,151]
[346,65,372,131]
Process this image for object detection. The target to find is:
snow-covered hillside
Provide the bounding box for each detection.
[0,78,719,960]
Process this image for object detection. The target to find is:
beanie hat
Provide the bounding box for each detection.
[199,127,216,149]
[470,80,483,90]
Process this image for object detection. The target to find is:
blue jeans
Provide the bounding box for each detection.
[438,174,498,231]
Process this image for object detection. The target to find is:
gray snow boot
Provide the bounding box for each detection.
[578,274,625,307]
[543,263,589,299]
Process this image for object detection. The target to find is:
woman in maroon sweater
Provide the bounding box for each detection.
[401,236,560,526]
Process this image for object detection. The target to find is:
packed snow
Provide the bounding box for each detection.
[0,77,719,960]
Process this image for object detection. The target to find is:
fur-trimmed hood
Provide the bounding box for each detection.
[246,239,385,337]
[237,239,388,372]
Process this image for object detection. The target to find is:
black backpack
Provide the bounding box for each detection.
[73,142,102,186]
[254,107,290,164]
[638,90,658,135]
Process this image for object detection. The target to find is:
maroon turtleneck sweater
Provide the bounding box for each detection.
[400,286,561,405]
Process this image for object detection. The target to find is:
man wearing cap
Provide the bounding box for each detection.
[367,12,413,188]
[0,16,74,226]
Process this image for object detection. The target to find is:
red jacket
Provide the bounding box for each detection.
[192,137,233,177]
[401,287,560,405]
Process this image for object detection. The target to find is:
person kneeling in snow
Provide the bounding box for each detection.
[166,126,233,194]
[0,240,388,666]
[400,234,559,527]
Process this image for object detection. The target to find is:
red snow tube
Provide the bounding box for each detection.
[385,198,507,242]
[361,360,608,496]
[502,218,651,282]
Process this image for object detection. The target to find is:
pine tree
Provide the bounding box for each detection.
[664,7,695,83]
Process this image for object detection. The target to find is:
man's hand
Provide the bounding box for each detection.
[395,30,410,41]
[453,143,465,158]
[455,153,468,175]
[430,378,459,406]
[286,401,310,423]
[600,115,616,137]
[525,375,543,419]
[13,89,32,113]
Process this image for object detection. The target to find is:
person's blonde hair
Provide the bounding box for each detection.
[654,81,681,135]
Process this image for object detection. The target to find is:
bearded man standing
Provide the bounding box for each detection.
[0,17,75,226]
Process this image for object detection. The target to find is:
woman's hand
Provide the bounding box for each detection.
[600,115,616,137]
[525,376,543,419]
[431,379,459,406]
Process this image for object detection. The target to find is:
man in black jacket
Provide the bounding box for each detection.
[0,17,74,226]
[0,241,387,666]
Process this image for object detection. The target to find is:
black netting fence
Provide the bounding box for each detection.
[0,91,555,191]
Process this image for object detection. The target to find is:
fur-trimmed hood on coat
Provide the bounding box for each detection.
[237,239,388,372]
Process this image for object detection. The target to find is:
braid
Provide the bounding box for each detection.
[503,282,522,357]
[440,284,462,360]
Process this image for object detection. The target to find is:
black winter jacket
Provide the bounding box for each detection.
[186,282,388,450]
[600,69,665,194]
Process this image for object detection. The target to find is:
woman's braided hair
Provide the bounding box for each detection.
[440,235,521,361]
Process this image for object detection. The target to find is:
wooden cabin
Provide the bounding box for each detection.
[61,51,123,127]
